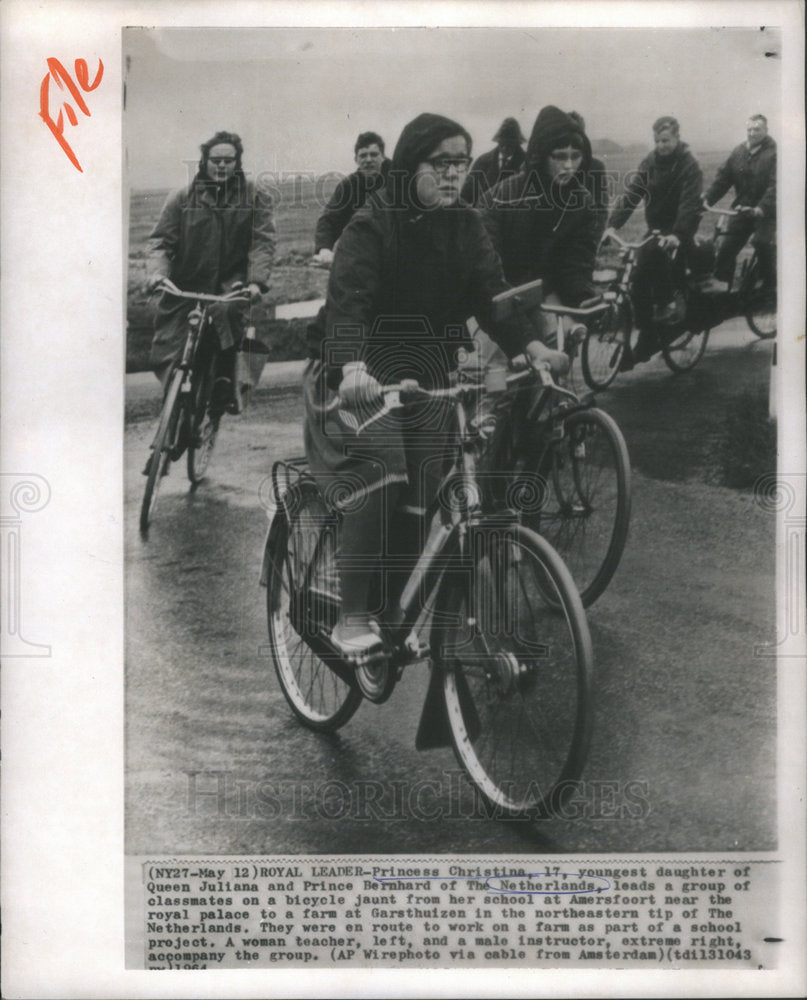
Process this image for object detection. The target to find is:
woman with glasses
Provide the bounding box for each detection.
[304,112,568,662]
[146,130,276,409]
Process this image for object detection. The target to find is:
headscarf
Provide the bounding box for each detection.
[386,112,473,212]
[524,105,592,179]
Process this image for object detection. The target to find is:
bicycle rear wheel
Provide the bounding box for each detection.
[581,299,632,390]
[140,367,183,535]
[265,483,361,731]
[438,523,593,818]
[661,314,709,372]
[187,353,220,484]
[743,258,777,339]
[528,407,631,607]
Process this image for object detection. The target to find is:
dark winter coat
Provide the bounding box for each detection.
[705,135,776,232]
[609,141,703,242]
[460,145,526,205]
[578,155,610,240]
[307,113,528,390]
[147,173,276,293]
[313,160,392,251]
[479,106,599,306]
[147,173,276,369]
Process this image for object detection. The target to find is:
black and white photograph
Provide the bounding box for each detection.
[1,1,805,997]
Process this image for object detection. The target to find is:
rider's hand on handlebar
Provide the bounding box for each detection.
[229,280,262,301]
[146,273,166,293]
[338,361,382,408]
[524,339,570,377]
[658,233,680,252]
[312,248,334,267]
[737,204,763,218]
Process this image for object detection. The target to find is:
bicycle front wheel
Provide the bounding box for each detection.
[581,299,632,390]
[438,523,593,818]
[265,483,361,731]
[530,407,631,607]
[187,353,220,484]
[743,258,777,339]
[140,368,183,535]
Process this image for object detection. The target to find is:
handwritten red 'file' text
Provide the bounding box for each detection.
[39,57,104,172]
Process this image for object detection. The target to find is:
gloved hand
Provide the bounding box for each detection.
[146,273,166,293]
[338,361,382,408]
[524,339,570,377]
[658,233,680,252]
[229,280,262,301]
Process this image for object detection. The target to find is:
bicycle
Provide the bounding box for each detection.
[261,367,594,819]
[601,228,720,375]
[700,205,776,339]
[580,229,660,389]
[139,279,250,535]
[484,281,632,607]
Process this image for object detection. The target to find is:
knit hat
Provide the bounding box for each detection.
[525,105,592,175]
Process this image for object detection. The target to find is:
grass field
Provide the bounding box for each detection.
[126,150,729,371]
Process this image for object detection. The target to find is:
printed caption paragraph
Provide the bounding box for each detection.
[126,857,780,969]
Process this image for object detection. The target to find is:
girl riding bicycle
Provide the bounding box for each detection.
[303,112,567,663]
[146,130,276,408]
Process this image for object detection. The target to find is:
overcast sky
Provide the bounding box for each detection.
[124,26,782,189]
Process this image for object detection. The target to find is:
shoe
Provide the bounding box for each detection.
[331,619,385,666]
[618,348,635,372]
[653,291,686,325]
[210,376,236,416]
[698,277,730,294]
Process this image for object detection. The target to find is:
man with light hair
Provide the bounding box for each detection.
[701,114,776,293]
[608,115,703,365]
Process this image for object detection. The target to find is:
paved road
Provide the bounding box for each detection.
[125,323,776,854]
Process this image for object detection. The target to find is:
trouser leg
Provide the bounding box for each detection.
[714,216,754,284]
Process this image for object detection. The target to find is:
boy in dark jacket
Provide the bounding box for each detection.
[608,116,702,363]
[701,114,776,292]
[312,131,390,266]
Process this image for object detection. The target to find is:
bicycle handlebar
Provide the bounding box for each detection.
[540,300,610,318]
[600,228,660,251]
[156,277,252,303]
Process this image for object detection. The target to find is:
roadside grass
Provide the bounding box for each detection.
[710,384,777,490]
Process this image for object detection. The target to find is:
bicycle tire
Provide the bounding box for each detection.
[742,257,777,339]
[187,353,220,484]
[265,483,362,731]
[581,299,632,390]
[438,522,593,818]
[527,407,631,607]
[660,298,710,372]
[139,368,184,535]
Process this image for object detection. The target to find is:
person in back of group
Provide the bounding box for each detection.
[700,114,776,293]
[608,115,703,366]
[460,116,526,205]
[146,130,276,410]
[311,131,390,266]
[304,112,567,665]
[478,105,602,358]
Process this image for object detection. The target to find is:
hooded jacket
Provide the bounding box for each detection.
[609,140,703,241]
[705,134,776,221]
[460,145,526,205]
[307,113,528,388]
[314,158,392,251]
[479,106,599,305]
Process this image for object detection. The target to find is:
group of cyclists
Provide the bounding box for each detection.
[144,106,776,663]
